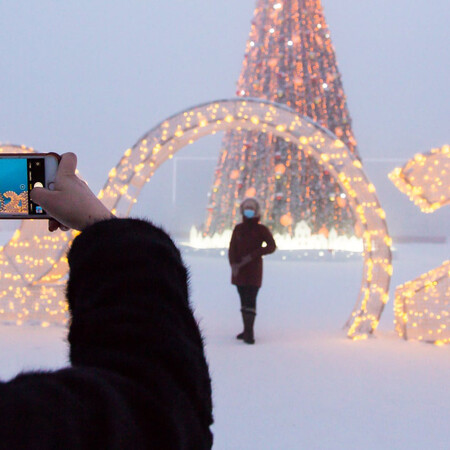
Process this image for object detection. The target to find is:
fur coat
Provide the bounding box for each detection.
[0,218,213,449]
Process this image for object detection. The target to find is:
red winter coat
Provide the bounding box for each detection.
[228,218,276,287]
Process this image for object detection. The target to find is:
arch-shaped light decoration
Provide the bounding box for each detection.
[0,100,392,338]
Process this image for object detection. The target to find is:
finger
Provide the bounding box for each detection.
[49,219,70,233]
[58,152,77,176]
[49,219,59,232]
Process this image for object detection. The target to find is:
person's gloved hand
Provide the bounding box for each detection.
[30,152,114,232]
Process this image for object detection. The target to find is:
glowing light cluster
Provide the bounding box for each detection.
[189,221,363,252]
[0,99,391,339]
[388,145,450,213]
[390,145,450,344]
[394,261,450,345]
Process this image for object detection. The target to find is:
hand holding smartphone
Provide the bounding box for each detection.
[0,152,114,231]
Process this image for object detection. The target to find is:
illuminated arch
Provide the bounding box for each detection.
[0,99,392,338]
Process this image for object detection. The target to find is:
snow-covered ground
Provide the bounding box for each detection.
[0,241,448,449]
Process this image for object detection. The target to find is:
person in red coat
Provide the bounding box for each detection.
[228,198,276,344]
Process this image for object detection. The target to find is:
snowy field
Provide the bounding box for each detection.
[0,241,448,449]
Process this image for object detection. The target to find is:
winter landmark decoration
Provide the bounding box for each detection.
[394,261,449,345]
[0,99,392,339]
[204,0,360,243]
[390,146,450,345]
[388,145,450,213]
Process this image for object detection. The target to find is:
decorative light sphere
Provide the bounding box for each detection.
[337,196,347,208]
[280,213,293,227]
[245,187,257,198]
[275,163,286,175]
[230,169,240,180]
[268,58,278,68]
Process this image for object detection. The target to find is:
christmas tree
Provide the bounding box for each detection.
[204,0,360,237]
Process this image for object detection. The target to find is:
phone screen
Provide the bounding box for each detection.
[0,157,46,215]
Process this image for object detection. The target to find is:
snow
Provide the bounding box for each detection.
[0,242,449,449]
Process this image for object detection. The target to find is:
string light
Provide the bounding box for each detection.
[395,261,449,345]
[391,145,450,345]
[388,145,449,213]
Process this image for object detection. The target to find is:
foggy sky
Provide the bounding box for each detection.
[0,1,449,236]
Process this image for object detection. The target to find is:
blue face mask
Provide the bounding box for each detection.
[243,209,255,219]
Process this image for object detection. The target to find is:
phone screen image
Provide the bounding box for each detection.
[0,157,46,216]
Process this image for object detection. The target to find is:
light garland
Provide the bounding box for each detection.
[388,145,450,213]
[391,145,450,344]
[394,261,449,345]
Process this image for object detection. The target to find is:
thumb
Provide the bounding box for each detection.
[30,187,58,209]
[58,152,77,176]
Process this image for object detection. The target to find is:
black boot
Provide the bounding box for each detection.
[236,310,246,340]
[242,311,256,344]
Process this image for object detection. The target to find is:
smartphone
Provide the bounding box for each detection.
[0,153,60,219]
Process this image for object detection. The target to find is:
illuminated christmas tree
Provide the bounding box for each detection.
[205,0,360,237]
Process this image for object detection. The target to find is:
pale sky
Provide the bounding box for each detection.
[0,1,449,236]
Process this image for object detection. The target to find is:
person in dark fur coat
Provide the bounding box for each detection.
[0,153,213,449]
[228,197,276,344]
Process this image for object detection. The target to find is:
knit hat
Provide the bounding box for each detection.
[240,197,261,218]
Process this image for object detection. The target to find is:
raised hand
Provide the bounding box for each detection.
[30,152,114,232]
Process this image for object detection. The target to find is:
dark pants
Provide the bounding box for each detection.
[237,285,259,315]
